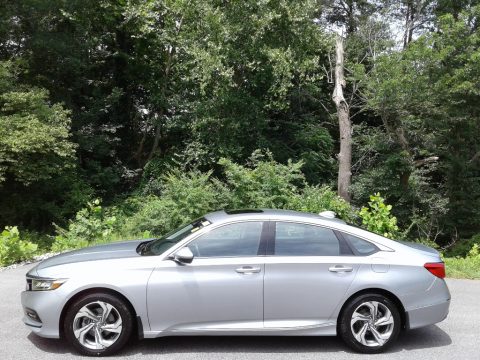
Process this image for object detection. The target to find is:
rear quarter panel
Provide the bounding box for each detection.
[330,247,450,322]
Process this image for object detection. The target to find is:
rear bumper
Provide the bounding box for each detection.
[406,298,450,330]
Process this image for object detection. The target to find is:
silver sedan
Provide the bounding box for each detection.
[21,209,450,356]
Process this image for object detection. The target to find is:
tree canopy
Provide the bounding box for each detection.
[1,0,479,246]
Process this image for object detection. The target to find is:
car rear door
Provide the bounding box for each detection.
[147,221,266,333]
[263,221,360,329]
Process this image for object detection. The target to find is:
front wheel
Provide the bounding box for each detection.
[338,293,401,353]
[63,292,133,356]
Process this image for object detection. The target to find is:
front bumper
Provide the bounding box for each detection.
[21,290,64,338]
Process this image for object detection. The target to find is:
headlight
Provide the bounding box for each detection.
[29,278,67,291]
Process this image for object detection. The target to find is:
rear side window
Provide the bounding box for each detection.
[342,233,378,255]
[274,222,340,256]
[188,221,263,258]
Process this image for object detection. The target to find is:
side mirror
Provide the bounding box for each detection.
[173,247,194,264]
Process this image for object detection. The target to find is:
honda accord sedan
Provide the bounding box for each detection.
[21,209,450,356]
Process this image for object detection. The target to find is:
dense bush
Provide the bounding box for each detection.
[122,169,229,236]
[0,226,37,266]
[49,153,354,251]
[359,193,399,239]
[445,234,480,258]
[219,151,305,209]
[123,156,352,238]
[51,199,118,251]
[289,185,356,223]
[0,61,89,232]
[5,151,480,280]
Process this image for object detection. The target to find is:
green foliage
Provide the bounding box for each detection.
[445,243,480,279]
[289,185,356,223]
[78,153,354,241]
[359,5,480,243]
[0,61,89,231]
[445,234,480,258]
[0,62,76,185]
[359,193,399,239]
[50,235,88,253]
[220,151,305,209]
[0,170,93,232]
[412,237,440,250]
[51,199,117,251]
[124,169,229,236]
[0,226,37,266]
[1,0,480,260]
[469,244,480,258]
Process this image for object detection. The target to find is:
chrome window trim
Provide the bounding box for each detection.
[158,217,394,261]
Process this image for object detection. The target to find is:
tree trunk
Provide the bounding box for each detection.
[403,1,415,49]
[332,34,351,203]
[147,109,164,162]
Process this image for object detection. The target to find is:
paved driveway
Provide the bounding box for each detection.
[1,263,478,360]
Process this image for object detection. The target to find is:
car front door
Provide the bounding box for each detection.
[263,221,359,329]
[147,221,266,334]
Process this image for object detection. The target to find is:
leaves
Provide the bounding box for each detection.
[359,193,399,239]
[0,0,479,248]
[0,62,76,185]
[0,226,38,266]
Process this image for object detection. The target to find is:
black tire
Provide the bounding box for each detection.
[338,293,401,354]
[63,292,134,357]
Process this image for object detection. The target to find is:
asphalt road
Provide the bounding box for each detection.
[1,263,478,360]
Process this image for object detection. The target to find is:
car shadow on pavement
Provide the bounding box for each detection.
[27,325,451,356]
[392,325,452,351]
[27,333,71,354]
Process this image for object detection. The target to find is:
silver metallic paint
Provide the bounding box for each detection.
[21,209,450,341]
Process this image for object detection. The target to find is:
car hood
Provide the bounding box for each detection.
[35,239,150,272]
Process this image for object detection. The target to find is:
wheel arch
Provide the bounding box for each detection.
[337,288,407,331]
[59,287,140,339]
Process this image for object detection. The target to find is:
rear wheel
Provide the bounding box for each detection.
[338,293,401,353]
[63,292,133,356]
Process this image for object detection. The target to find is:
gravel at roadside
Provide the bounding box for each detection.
[0,252,60,272]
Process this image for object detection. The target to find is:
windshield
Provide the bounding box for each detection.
[140,217,211,256]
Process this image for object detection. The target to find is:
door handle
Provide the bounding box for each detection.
[235,266,261,274]
[329,265,353,273]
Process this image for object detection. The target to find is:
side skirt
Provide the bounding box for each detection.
[142,323,337,338]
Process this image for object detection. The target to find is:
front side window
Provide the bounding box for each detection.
[188,222,263,258]
[274,222,340,256]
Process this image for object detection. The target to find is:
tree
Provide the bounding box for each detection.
[398,0,435,49]
[0,61,75,185]
[332,34,352,202]
[359,5,480,242]
[320,0,389,202]
[0,61,89,230]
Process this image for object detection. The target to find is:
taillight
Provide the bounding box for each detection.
[424,262,446,279]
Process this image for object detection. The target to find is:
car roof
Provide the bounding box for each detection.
[204,209,346,225]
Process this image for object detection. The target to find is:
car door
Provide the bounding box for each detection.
[263,221,359,329]
[147,221,266,334]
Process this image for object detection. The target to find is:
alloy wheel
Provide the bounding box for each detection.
[72,301,123,350]
[350,300,394,347]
